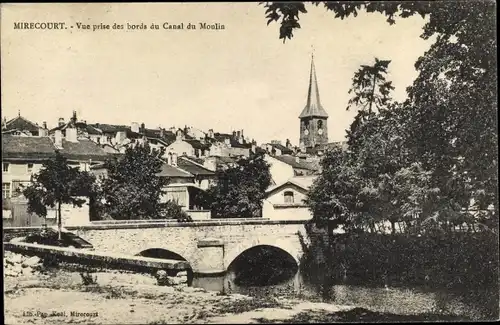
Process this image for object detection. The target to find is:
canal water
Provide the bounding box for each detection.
[192,270,497,320]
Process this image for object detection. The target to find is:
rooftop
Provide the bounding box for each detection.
[177,157,215,176]
[2,135,56,160]
[272,154,319,171]
[58,139,110,162]
[4,115,42,133]
[157,163,194,178]
[266,175,318,194]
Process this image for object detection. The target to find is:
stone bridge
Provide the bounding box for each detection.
[65,219,309,274]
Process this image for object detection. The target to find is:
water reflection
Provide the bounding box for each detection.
[192,270,497,320]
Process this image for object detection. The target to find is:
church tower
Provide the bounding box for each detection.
[299,53,329,149]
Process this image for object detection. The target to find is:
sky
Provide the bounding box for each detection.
[1,3,433,145]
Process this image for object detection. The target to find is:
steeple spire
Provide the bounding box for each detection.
[299,52,328,119]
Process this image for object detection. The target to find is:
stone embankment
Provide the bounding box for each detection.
[4,251,43,278]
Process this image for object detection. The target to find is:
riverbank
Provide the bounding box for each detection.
[5,266,475,324]
[4,262,357,324]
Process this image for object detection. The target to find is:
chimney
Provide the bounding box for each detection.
[241,129,244,139]
[160,128,164,138]
[203,157,217,172]
[54,130,63,148]
[237,131,241,139]
[66,127,78,142]
[208,129,214,138]
[171,153,178,167]
[286,139,292,148]
[252,143,256,153]
[42,121,47,129]
[176,129,183,141]
[71,111,77,124]
[115,131,126,144]
[167,152,173,165]
[131,122,139,133]
[140,123,146,134]
[232,131,237,138]
[58,117,65,127]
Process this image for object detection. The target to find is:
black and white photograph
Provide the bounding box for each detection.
[1,1,498,323]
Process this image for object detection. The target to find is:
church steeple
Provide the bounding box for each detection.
[299,52,329,149]
[299,53,329,119]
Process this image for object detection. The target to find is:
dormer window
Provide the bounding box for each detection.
[284,191,294,204]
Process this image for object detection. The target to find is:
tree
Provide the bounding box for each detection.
[346,58,394,115]
[100,142,169,220]
[22,151,96,240]
[263,1,498,232]
[206,152,272,218]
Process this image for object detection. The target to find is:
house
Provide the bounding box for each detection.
[2,113,49,137]
[2,132,108,227]
[262,176,317,221]
[272,154,320,176]
[177,156,216,190]
[89,153,211,220]
[52,129,110,171]
[206,129,253,157]
[262,140,294,156]
[164,129,211,159]
[2,135,56,200]
[305,141,348,156]
[264,153,319,186]
[203,155,239,172]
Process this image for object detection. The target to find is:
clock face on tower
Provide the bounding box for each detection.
[318,128,323,135]
[304,129,309,135]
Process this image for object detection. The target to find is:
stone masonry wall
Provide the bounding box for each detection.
[71,221,308,273]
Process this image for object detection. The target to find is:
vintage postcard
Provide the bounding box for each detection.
[2,2,498,324]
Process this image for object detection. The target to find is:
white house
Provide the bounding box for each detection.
[262,175,316,221]
[263,154,295,187]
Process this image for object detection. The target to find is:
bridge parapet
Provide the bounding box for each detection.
[4,219,310,274]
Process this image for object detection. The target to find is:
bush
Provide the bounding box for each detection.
[307,231,499,290]
[157,201,192,222]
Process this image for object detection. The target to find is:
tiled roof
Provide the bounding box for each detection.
[2,135,56,160]
[4,116,41,133]
[157,163,194,178]
[266,175,317,194]
[58,139,110,162]
[89,123,130,133]
[185,139,211,150]
[268,143,294,154]
[273,154,318,171]
[212,132,252,149]
[178,157,215,176]
[183,156,205,164]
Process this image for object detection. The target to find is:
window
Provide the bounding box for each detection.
[3,163,9,173]
[27,163,34,173]
[317,120,323,129]
[284,191,294,204]
[2,183,11,198]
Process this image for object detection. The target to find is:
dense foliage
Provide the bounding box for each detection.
[206,152,272,218]
[263,1,498,234]
[99,143,169,220]
[22,151,96,239]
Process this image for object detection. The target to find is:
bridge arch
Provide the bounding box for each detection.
[135,248,194,275]
[224,237,301,271]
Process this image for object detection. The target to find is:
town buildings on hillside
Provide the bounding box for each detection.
[2,53,346,224]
